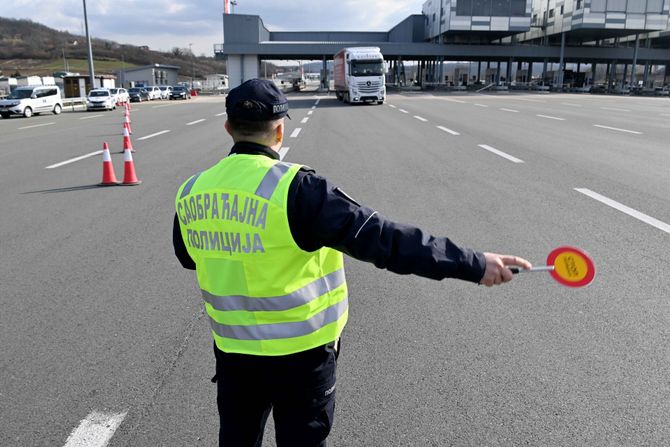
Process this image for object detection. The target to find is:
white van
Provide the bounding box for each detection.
[0,85,63,118]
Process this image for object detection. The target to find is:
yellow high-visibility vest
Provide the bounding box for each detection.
[176,154,348,356]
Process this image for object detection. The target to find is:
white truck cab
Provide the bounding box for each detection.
[333,47,386,104]
[0,85,63,118]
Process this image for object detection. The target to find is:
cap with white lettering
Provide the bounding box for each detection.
[226,78,291,121]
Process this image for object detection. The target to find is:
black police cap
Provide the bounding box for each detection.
[226,79,290,121]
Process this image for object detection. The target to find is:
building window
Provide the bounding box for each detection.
[576,0,582,9]
[511,0,526,15]
[473,0,492,15]
[628,0,645,12]
[560,5,564,14]
[607,0,626,12]
[456,0,473,15]
[590,0,606,12]
[492,0,510,15]
[549,8,554,17]
[647,0,663,13]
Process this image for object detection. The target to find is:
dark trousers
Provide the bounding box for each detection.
[213,342,339,447]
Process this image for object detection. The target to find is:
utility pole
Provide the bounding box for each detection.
[82,0,96,89]
[189,43,195,90]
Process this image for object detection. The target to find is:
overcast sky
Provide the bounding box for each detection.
[3,0,426,57]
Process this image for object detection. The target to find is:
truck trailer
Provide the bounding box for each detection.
[333,47,386,104]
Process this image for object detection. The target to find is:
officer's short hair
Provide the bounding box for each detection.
[227,117,280,140]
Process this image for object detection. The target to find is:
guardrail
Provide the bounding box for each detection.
[62,97,87,111]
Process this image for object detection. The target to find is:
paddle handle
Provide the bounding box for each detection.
[510,265,555,274]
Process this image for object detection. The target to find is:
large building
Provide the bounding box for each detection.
[215,1,670,90]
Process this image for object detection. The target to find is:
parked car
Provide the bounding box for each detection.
[158,85,172,99]
[128,87,150,102]
[146,86,162,100]
[86,89,116,111]
[109,87,129,104]
[0,85,63,118]
[170,86,191,100]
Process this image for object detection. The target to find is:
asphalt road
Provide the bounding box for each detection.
[1,91,669,446]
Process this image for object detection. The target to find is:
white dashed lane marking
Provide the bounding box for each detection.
[62,411,127,447]
[436,126,460,136]
[536,114,566,121]
[474,104,488,108]
[413,115,428,122]
[186,119,206,126]
[279,146,290,160]
[500,108,520,113]
[138,130,171,140]
[301,117,309,123]
[45,151,103,169]
[290,128,302,138]
[477,144,524,163]
[79,115,104,120]
[19,122,55,130]
[398,109,409,114]
[593,124,641,135]
[215,112,227,116]
[575,188,670,234]
[600,107,631,112]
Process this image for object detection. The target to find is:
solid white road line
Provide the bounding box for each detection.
[307,110,313,115]
[413,115,428,122]
[512,98,546,103]
[536,114,566,121]
[474,103,489,107]
[45,151,103,169]
[561,103,582,107]
[500,108,520,113]
[186,119,206,126]
[575,188,670,235]
[290,128,302,138]
[301,117,309,123]
[437,126,460,136]
[477,144,524,163]
[442,98,466,103]
[215,112,227,116]
[398,108,409,113]
[388,104,397,108]
[79,114,104,120]
[18,122,55,130]
[138,130,171,140]
[315,99,321,105]
[63,411,127,447]
[593,124,642,135]
[600,107,631,112]
[279,146,290,160]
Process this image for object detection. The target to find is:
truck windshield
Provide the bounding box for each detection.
[8,90,33,99]
[350,60,384,76]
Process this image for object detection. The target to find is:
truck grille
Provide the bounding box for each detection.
[356,81,382,93]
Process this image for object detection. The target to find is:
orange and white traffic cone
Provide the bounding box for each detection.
[99,142,119,186]
[121,147,142,186]
[124,111,132,134]
[120,125,135,153]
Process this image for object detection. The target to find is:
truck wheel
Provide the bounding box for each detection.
[23,107,33,118]
[343,93,349,104]
[53,104,62,115]
[1,113,9,119]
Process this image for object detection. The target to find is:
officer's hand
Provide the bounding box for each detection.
[479,252,532,287]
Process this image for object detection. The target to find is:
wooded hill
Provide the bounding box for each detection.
[0,16,227,78]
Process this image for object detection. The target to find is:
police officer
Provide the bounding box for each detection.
[173,79,532,447]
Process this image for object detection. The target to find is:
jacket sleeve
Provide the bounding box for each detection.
[173,214,196,270]
[287,170,486,283]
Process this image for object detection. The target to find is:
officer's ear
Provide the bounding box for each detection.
[274,119,284,143]
[224,120,233,137]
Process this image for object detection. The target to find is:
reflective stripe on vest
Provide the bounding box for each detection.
[202,268,345,312]
[209,297,349,341]
[255,162,293,199]
[179,172,202,199]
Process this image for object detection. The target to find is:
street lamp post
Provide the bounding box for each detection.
[82,0,96,89]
